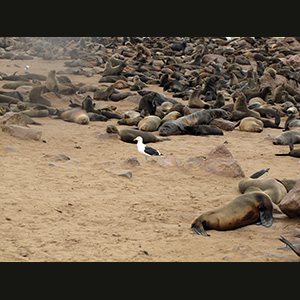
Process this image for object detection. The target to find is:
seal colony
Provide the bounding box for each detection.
[1,37,300,261]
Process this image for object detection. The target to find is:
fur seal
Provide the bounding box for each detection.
[275,137,300,158]
[158,120,188,136]
[161,111,182,124]
[106,125,169,143]
[284,114,300,131]
[137,115,161,132]
[0,94,21,104]
[238,117,264,132]
[29,85,51,106]
[233,91,261,119]
[177,108,228,126]
[272,130,300,145]
[238,177,288,205]
[46,70,76,95]
[22,109,49,118]
[138,92,156,116]
[93,85,115,100]
[191,187,273,236]
[117,116,142,126]
[188,88,209,109]
[102,59,127,76]
[60,108,89,125]
[184,125,224,136]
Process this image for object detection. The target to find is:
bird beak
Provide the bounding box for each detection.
[133,138,137,141]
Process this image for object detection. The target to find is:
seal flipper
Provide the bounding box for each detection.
[279,235,300,257]
[259,206,273,228]
[274,108,281,127]
[288,137,294,152]
[250,168,270,179]
[191,222,210,236]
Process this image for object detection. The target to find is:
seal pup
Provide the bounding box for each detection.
[106,125,169,143]
[60,108,89,125]
[191,186,273,236]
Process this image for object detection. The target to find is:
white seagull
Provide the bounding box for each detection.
[133,136,163,160]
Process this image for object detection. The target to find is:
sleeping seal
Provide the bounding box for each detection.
[191,186,273,236]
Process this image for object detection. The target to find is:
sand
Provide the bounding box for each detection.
[0,57,299,262]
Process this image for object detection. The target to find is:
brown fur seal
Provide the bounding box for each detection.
[188,88,209,109]
[138,92,156,116]
[184,124,224,136]
[238,117,264,132]
[102,59,127,76]
[29,86,51,106]
[60,108,89,125]
[93,85,115,100]
[46,70,76,95]
[233,91,261,119]
[284,114,300,131]
[191,187,273,236]
[273,130,300,145]
[22,109,49,118]
[137,115,161,132]
[106,125,169,143]
[161,111,182,124]
[117,116,142,126]
[158,120,188,136]
[275,137,300,158]
[177,108,228,126]
[238,177,288,205]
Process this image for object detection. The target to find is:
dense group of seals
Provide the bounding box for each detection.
[1,37,300,252]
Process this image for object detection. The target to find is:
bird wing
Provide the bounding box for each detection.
[144,145,161,156]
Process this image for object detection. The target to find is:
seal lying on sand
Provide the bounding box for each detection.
[60,108,89,124]
[106,125,169,143]
[273,130,300,145]
[158,120,188,136]
[238,177,292,205]
[275,137,300,157]
[177,108,228,126]
[191,186,273,236]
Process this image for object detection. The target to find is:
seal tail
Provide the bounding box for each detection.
[250,168,270,179]
[279,235,300,257]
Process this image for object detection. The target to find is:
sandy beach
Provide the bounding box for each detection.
[0,37,300,261]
